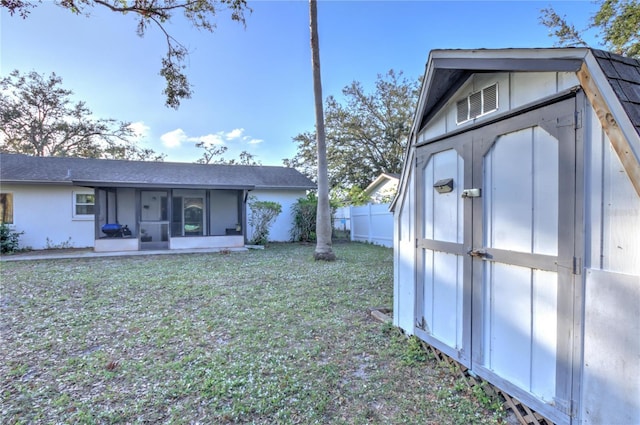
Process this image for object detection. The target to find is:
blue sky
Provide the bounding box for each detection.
[1,1,599,165]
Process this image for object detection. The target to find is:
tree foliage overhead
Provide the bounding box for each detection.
[0,69,164,160]
[1,0,251,108]
[540,0,640,58]
[285,69,419,196]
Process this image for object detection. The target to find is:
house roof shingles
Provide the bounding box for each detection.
[0,153,316,190]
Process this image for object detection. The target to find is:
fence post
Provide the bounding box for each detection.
[368,203,373,244]
[349,205,354,242]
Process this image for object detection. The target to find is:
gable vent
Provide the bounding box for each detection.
[456,83,498,124]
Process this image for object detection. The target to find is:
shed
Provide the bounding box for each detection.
[392,48,639,424]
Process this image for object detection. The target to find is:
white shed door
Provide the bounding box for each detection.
[416,96,579,424]
[470,98,578,424]
[481,127,560,400]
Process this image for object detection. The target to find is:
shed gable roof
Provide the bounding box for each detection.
[413,48,640,139]
[393,47,640,211]
[0,153,316,190]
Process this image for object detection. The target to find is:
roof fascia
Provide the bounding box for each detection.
[580,51,640,196]
[0,179,73,186]
[74,181,257,190]
[364,174,392,195]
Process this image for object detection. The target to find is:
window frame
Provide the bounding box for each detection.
[0,192,14,224]
[73,191,95,220]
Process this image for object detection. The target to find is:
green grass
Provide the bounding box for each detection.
[1,243,504,424]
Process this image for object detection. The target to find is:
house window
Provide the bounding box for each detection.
[73,192,95,218]
[0,193,14,224]
[456,83,498,124]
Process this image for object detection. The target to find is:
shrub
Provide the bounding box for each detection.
[290,193,338,242]
[290,193,318,242]
[248,198,282,245]
[0,223,24,254]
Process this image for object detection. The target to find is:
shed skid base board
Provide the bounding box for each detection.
[394,327,554,425]
[368,307,393,324]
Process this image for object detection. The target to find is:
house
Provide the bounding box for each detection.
[0,153,315,251]
[391,48,639,424]
[363,172,400,204]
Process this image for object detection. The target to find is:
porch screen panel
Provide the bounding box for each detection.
[172,189,206,236]
[209,190,240,236]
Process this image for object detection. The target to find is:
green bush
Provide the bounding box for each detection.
[290,193,318,242]
[290,193,339,242]
[248,198,282,245]
[0,223,24,254]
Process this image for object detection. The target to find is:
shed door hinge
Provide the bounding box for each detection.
[575,111,582,129]
[572,257,582,275]
[554,397,575,416]
[556,111,582,129]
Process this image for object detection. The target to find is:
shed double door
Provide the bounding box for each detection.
[416,97,580,424]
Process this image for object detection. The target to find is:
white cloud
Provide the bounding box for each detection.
[225,128,245,140]
[128,121,150,140]
[160,128,188,148]
[159,127,264,151]
[199,133,225,146]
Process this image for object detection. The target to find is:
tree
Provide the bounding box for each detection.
[195,142,261,165]
[540,0,640,57]
[1,0,251,108]
[309,0,335,261]
[286,70,419,201]
[0,70,163,160]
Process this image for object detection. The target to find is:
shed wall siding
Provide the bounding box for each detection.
[394,166,415,333]
[585,104,640,275]
[581,97,640,423]
[581,269,640,424]
[419,71,580,143]
[2,184,95,250]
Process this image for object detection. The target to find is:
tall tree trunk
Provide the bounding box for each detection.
[309,0,336,261]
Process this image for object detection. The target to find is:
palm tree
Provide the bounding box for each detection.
[309,0,336,261]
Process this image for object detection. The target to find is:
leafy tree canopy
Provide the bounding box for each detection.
[0,69,164,160]
[1,0,251,108]
[284,69,419,203]
[540,0,640,58]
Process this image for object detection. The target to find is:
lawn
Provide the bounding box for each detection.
[1,243,504,424]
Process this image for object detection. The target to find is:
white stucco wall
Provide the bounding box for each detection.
[247,189,308,242]
[1,184,95,250]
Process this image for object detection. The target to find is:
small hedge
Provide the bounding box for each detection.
[0,223,24,254]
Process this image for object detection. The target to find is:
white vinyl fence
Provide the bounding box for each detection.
[337,203,393,248]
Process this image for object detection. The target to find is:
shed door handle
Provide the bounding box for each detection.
[468,249,488,258]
